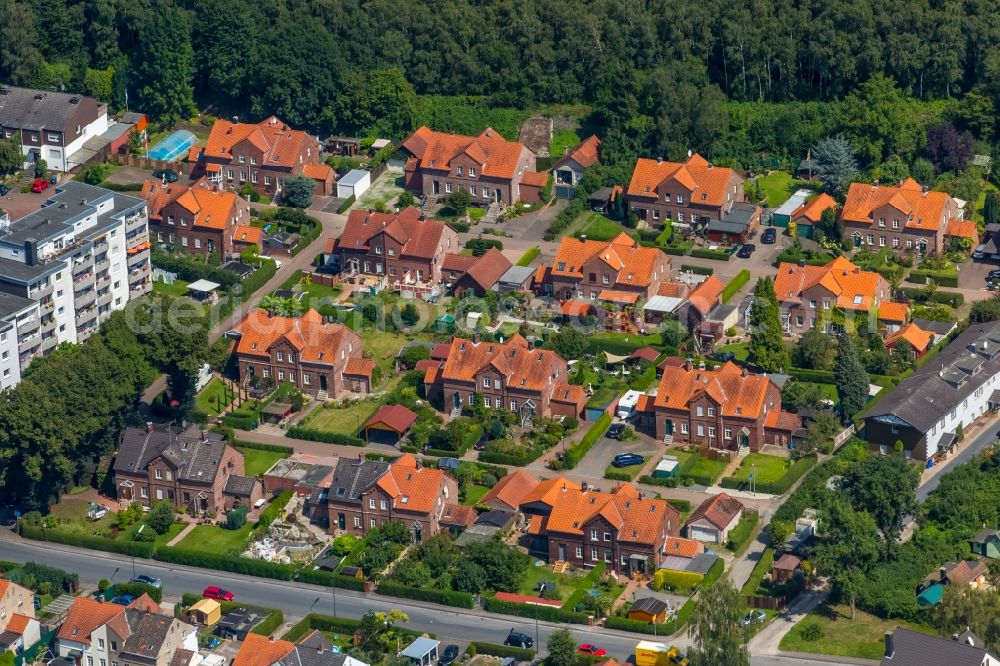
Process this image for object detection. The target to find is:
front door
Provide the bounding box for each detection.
[665,420,674,436]
[453,392,461,409]
[432,181,440,194]
[558,543,567,560]
[320,375,328,391]
[338,513,346,530]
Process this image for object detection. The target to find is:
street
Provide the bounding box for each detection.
[917,419,998,502]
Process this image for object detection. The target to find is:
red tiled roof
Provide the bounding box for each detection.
[344,357,375,377]
[842,179,954,232]
[235,309,359,365]
[687,492,744,531]
[772,553,803,571]
[944,559,988,586]
[538,483,678,546]
[886,322,934,352]
[414,359,439,373]
[664,536,705,558]
[202,116,317,169]
[686,276,725,315]
[657,282,687,297]
[430,343,452,360]
[233,225,263,247]
[302,163,334,181]
[946,218,979,241]
[551,383,586,406]
[233,633,294,666]
[521,477,581,508]
[773,257,887,312]
[441,503,478,527]
[365,404,417,433]
[627,154,737,207]
[561,300,595,317]
[630,347,660,363]
[878,301,909,323]
[636,394,654,413]
[375,454,446,513]
[653,361,773,418]
[57,597,127,644]
[521,171,549,187]
[401,126,531,180]
[548,232,667,288]
[336,207,449,261]
[6,614,32,634]
[598,289,639,304]
[764,410,802,431]
[442,253,479,274]
[462,248,513,291]
[483,469,540,511]
[141,177,247,231]
[554,135,602,170]
[791,193,837,224]
[440,336,567,391]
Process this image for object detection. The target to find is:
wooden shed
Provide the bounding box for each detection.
[363,404,418,445]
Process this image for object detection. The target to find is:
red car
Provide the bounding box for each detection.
[30,179,50,193]
[202,586,234,601]
[577,645,606,657]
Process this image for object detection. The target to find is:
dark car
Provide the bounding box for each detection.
[761,227,777,244]
[439,645,460,666]
[606,423,626,440]
[33,596,40,611]
[711,351,736,362]
[153,169,179,183]
[505,629,534,649]
[988,269,1000,280]
[737,243,755,258]
[613,453,645,468]
[0,183,8,196]
[110,594,134,606]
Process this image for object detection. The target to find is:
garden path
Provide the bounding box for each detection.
[166,522,197,547]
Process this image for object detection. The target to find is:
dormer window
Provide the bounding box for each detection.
[557,262,566,270]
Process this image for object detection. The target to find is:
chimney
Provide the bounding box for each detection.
[146,422,153,433]
[684,358,694,371]
[798,259,806,267]
[656,157,663,164]
[201,429,208,442]
[581,481,588,493]
[940,566,947,581]
[884,632,894,659]
[579,235,587,242]
[562,483,567,493]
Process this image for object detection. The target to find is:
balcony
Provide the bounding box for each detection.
[39,334,58,352]
[125,215,147,233]
[40,317,56,334]
[126,231,149,248]
[74,289,96,310]
[28,282,53,300]
[94,258,110,273]
[75,309,97,329]
[74,271,95,289]
[18,333,40,354]
[16,315,39,333]
[130,283,152,298]
[96,290,113,306]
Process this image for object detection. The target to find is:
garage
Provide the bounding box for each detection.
[337,169,371,200]
[687,525,719,542]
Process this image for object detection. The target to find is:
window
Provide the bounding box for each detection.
[456,166,462,176]
[239,171,246,182]
[445,182,452,193]
[879,235,886,247]
[238,155,245,164]
[809,300,816,309]
[369,498,376,509]
[354,516,362,527]
[469,167,476,177]
[99,640,105,649]
[155,468,162,479]
[262,368,270,378]
[707,407,715,417]
[303,374,311,385]
[604,550,612,562]
[663,193,671,203]
[88,659,93,666]
[250,156,257,165]
[680,423,689,434]
[878,217,885,227]
[381,499,388,510]
[696,406,704,417]
[602,274,610,284]
[495,397,501,408]
[591,548,598,561]
[277,351,284,361]
[603,532,611,541]
[483,377,490,388]
[370,518,376,528]
[591,529,598,540]
[470,185,477,196]
[653,209,660,220]
[227,169,234,179]
[288,352,294,363]
[251,172,257,184]
[892,237,900,248]
[697,424,704,436]
[166,471,172,481]
[678,212,685,223]
[510,400,517,411]
[493,379,500,389]
[677,194,684,204]
[288,372,295,382]
[194,238,201,249]
[575,546,583,558]
[181,237,188,247]
[708,426,715,437]
[867,233,874,245]
[111,643,117,652]
[892,220,900,229]
[724,428,732,439]
[264,176,271,185]
[140,486,148,498]
[906,239,913,249]
[621,554,628,566]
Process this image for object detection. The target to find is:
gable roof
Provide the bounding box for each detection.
[440,336,567,390]
[687,492,744,530]
[202,116,316,168]
[57,596,143,645]
[548,233,666,288]
[944,559,988,586]
[234,225,264,247]
[456,248,513,291]
[654,361,774,419]
[343,358,375,377]
[664,536,705,558]
[233,632,295,666]
[791,193,837,223]
[119,610,177,659]
[0,86,103,133]
[685,276,725,315]
[521,477,581,508]
[629,597,667,616]
[842,180,954,232]
[886,322,934,352]
[441,253,478,274]
[302,163,334,182]
[535,483,678,545]
[336,207,448,261]
[375,454,446,513]
[440,503,478,527]
[482,469,540,511]
[364,404,417,434]
[878,301,910,323]
[627,154,737,207]
[773,257,888,311]
[141,178,245,231]
[401,126,531,180]
[235,309,358,365]
[946,218,979,241]
[880,627,997,666]
[329,458,390,506]
[114,425,231,485]
[553,135,602,171]
[521,171,549,187]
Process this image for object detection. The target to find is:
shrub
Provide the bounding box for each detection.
[234,440,294,455]
[690,248,731,261]
[907,269,959,288]
[478,448,543,466]
[516,247,540,266]
[605,470,634,482]
[256,490,292,528]
[652,568,704,592]
[470,643,534,660]
[898,287,964,308]
[226,505,249,530]
[154,548,295,580]
[466,644,477,657]
[680,264,713,275]
[285,427,365,446]
[336,195,356,214]
[484,596,589,624]
[800,622,824,642]
[639,475,677,488]
[603,616,661,634]
[666,498,691,513]
[377,580,475,608]
[722,269,751,303]
[5,561,78,593]
[296,568,366,590]
[663,246,689,256]
[113,582,163,603]
[553,414,611,470]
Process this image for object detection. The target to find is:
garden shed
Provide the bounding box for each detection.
[187,598,222,626]
[653,455,679,479]
[363,404,417,445]
[337,169,371,200]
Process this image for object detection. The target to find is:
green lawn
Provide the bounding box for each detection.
[780,603,937,660]
[462,485,490,506]
[469,208,486,222]
[715,342,749,361]
[49,500,184,547]
[725,512,759,555]
[754,172,817,209]
[605,461,644,480]
[304,399,380,435]
[578,213,631,242]
[730,454,790,484]
[238,447,288,477]
[683,457,727,485]
[153,278,189,298]
[517,563,582,602]
[196,378,235,417]
[550,128,582,158]
[178,523,252,554]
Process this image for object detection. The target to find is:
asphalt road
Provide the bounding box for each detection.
[917,422,997,502]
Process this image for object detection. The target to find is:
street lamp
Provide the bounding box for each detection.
[131,525,145,579]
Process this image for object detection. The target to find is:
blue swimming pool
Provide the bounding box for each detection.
[147,130,197,161]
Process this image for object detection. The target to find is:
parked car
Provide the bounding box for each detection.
[606,423,626,440]
[152,169,179,183]
[612,453,645,468]
[987,268,1000,280]
[0,183,8,196]
[577,645,607,657]
[439,645,460,666]
[711,351,736,362]
[30,178,50,193]
[203,586,234,601]
[110,594,134,606]
[761,228,777,244]
[974,244,988,260]
[505,629,533,649]
[131,575,162,589]
[741,610,766,626]
[737,243,755,258]
[33,596,40,611]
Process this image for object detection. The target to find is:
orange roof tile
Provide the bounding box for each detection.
[539,483,678,546]
[551,383,586,405]
[554,135,602,170]
[653,361,773,418]
[233,633,294,666]
[6,614,32,634]
[521,171,550,187]
[235,309,360,365]
[365,404,416,433]
[375,454,446,513]
[440,337,568,391]
[462,248,513,291]
[842,181,954,232]
[791,193,837,224]
[764,410,802,431]
[773,257,886,312]
[442,253,479,274]
[549,233,667,288]
[657,282,687,298]
[344,358,375,377]
[401,126,531,180]
[946,218,979,241]
[57,597,127,644]
[233,225,264,247]
[527,514,544,535]
[886,322,934,352]
[483,469,540,511]
[598,289,639,304]
[335,207,449,261]
[302,163,334,181]
[627,154,737,208]
[686,276,725,315]
[664,536,705,558]
[441,503,478,527]
[521,477,581,508]
[687,492,744,531]
[878,301,909,323]
[561,300,596,317]
[636,394,654,413]
[201,116,318,170]
[141,177,246,231]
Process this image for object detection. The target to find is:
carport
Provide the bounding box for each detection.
[363,404,417,446]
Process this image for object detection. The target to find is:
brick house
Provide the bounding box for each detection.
[841,178,960,255]
[552,135,601,199]
[140,177,251,262]
[685,492,745,543]
[233,309,367,398]
[534,233,672,301]
[113,423,260,513]
[400,126,536,205]
[423,334,571,419]
[188,116,330,198]
[327,207,459,294]
[0,580,39,654]
[652,361,795,452]
[326,454,456,540]
[443,248,513,296]
[626,154,747,229]
[521,482,680,575]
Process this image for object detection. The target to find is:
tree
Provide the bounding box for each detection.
[984,192,1000,226]
[813,497,880,619]
[839,454,918,552]
[687,578,749,666]
[0,1,44,86]
[766,520,793,547]
[838,75,919,165]
[135,3,195,125]
[812,136,858,197]
[281,176,315,208]
[145,501,174,535]
[397,191,416,208]
[931,585,1000,655]
[833,333,869,420]
[338,68,416,137]
[911,157,935,184]
[792,328,835,370]
[551,326,588,360]
[816,206,843,243]
[748,277,789,373]
[447,189,472,216]
[399,345,430,368]
[925,122,974,173]
[0,132,24,175]
[451,558,487,593]
[969,298,1000,323]
[546,628,576,666]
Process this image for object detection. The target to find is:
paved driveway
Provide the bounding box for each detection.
[573,432,660,481]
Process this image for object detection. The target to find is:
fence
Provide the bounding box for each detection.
[110,154,186,173]
[696,445,733,463]
[305,271,340,287]
[744,594,789,611]
[833,423,856,448]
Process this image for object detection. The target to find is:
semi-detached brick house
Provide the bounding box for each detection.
[140,177,251,262]
[626,154,746,229]
[423,334,571,419]
[521,480,680,575]
[441,247,513,296]
[841,178,960,255]
[326,453,456,540]
[188,116,332,198]
[652,361,797,451]
[232,308,368,397]
[400,126,537,205]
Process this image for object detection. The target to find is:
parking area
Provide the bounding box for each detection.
[0,185,54,219]
[105,165,161,185]
[572,430,661,481]
[959,257,998,290]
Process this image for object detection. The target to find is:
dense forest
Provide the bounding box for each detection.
[2,0,1000,177]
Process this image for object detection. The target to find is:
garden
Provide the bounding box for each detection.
[780,603,933,660]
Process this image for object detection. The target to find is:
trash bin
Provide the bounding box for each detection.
[49,175,57,184]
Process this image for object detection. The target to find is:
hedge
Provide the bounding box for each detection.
[20,524,155,558]
[562,561,606,611]
[516,247,540,266]
[690,248,732,261]
[285,427,365,446]
[180,595,283,636]
[234,439,294,455]
[639,475,677,488]
[470,643,535,660]
[605,470,635,482]
[377,580,475,608]
[666,498,692,513]
[336,195,356,214]
[722,269,751,304]
[556,414,612,470]
[222,413,257,430]
[296,568,366,591]
[774,252,829,266]
[719,453,818,495]
[281,613,433,643]
[114,582,163,603]
[478,448,543,466]
[652,568,703,593]
[604,616,661,634]
[587,337,665,357]
[154,547,296,580]
[725,512,760,555]
[256,490,293,528]
[741,548,775,595]
[663,246,689,256]
[907,269,959,288]
[447,220,471,233]
[680,263,714,275]
[484,596,590,624]
[290,219,323,256]
[898,287,964,308]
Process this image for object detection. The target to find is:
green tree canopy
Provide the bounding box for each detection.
[833,333,869,420]
[748,277,790,372]
[687,578,750,666]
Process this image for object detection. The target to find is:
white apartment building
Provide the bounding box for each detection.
[0,182,150,383]
[0,292,40,391]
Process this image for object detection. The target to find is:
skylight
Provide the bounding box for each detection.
[853,295,863,305]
